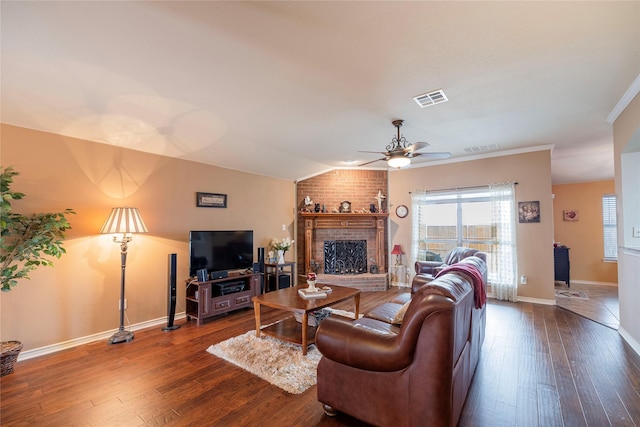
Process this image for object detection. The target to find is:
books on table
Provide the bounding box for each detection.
[298,286,332,299]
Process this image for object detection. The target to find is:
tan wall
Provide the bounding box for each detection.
[552,180,618,284]
[389,149,555,302]
[613,91,640,351]
[0,124,295,351]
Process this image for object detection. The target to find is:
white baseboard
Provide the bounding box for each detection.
[570,280,618,287]
[18,312,187,362]
[618,326,640,357]
[516,295,556,305]
[487,293,556,306]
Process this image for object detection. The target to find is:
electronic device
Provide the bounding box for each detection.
[257,247,265,293]
[210,270,228,280]
[267,273,291,292]
[162,253,180,332]
[196,268,208,282]
[211,281,245,297]
[189,230,254,277]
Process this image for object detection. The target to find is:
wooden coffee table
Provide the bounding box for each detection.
[252,284,361,355]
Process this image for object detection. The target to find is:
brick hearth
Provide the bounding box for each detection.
[315,273,388,292]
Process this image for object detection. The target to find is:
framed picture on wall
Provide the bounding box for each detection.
[196,192,227,208]
[563,210,579,221]
[518,201,540,223]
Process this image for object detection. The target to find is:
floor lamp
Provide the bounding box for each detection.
[100,207,148,345]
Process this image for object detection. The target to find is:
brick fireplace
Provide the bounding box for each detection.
[295,169,389,292]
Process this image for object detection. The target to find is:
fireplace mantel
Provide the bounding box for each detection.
[301,212,388,274]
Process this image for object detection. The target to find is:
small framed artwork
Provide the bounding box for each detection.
[518,201,540,223]
[196,192,227,208]
[563,210,579,221]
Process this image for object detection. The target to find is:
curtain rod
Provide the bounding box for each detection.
[409,182,518,194]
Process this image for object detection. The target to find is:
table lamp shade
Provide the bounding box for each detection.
[391,244,404,255]
[100,207,148,234]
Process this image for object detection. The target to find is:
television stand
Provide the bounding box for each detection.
[186,272,262,326]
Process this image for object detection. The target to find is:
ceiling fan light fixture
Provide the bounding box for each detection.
[387,155,411,169]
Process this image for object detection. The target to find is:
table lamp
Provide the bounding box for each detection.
[391,244,404,266]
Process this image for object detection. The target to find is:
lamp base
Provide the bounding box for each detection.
[108,329,134,345]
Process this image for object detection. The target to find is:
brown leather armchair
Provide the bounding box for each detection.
[415,247,487,279]
[316,256,487,427]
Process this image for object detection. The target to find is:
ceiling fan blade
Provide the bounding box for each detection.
[412,152,452,159]
[358,157,387,166]
[404,141,429,154]
[358,150,389,155]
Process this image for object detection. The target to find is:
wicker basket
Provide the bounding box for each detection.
[1,341,23,376]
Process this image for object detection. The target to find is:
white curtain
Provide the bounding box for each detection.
[410,190,428,270]
[489,182,518,301]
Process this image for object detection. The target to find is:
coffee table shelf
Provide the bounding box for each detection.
[260,318,317,346]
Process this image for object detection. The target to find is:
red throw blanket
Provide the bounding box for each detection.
[435,263,486,309]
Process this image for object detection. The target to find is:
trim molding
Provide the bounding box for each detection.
[487,293,556,306]
[570,279,618,287]
[618,326,640,357]
[516,295,556,306]
[607,73,640,124]
[18,312,187,362]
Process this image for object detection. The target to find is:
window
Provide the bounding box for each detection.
[602,194,618,260]
[411,183,518,301]
[411,188,493,261]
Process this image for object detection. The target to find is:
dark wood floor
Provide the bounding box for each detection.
[2,288,640,426]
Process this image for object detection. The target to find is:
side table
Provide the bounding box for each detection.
[264,262,296,292]
[390,264,409,287]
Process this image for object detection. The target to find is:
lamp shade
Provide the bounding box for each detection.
[100,207,148,234]
[391,244,404,255]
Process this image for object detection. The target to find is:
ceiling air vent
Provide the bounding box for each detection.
[464,144,500,153]
[413,89,448,108]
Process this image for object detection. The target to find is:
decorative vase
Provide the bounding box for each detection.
[277,249,285,264]
[307,280,317,291]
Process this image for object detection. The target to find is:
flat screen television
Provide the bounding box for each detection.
[189,230,254,276]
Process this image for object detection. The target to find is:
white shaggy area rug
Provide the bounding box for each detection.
[206,309,357,394]
[207,330,321,394]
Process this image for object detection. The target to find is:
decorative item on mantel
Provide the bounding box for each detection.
[301,195,314,212]
[271,237,294,264]
[375,190,386,213]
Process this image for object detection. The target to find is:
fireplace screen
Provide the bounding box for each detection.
[324,240,367,274]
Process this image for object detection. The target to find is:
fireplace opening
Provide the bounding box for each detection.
[324,240,367,275]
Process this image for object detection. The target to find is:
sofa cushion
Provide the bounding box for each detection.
[364,302,404,324]
[391,292,411,305]
[353,317,400,335]
[391,300,411,324]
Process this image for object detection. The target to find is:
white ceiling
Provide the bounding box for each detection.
[2,1,639,183]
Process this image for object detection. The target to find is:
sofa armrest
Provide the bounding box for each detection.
[316,317,413,372]
[414,260,444,275]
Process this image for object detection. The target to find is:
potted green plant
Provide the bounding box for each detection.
[0,166,74,375]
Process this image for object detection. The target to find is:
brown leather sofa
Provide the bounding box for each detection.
[415,246,487,279]
[316,255,487,427]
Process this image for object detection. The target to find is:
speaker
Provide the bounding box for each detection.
[210,270,228,280]
[257,247,265,272]
[267,273,291,292]
[257,247,265,293]
[162,253,180,332]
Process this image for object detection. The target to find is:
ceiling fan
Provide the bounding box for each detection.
[359,119,451,168]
